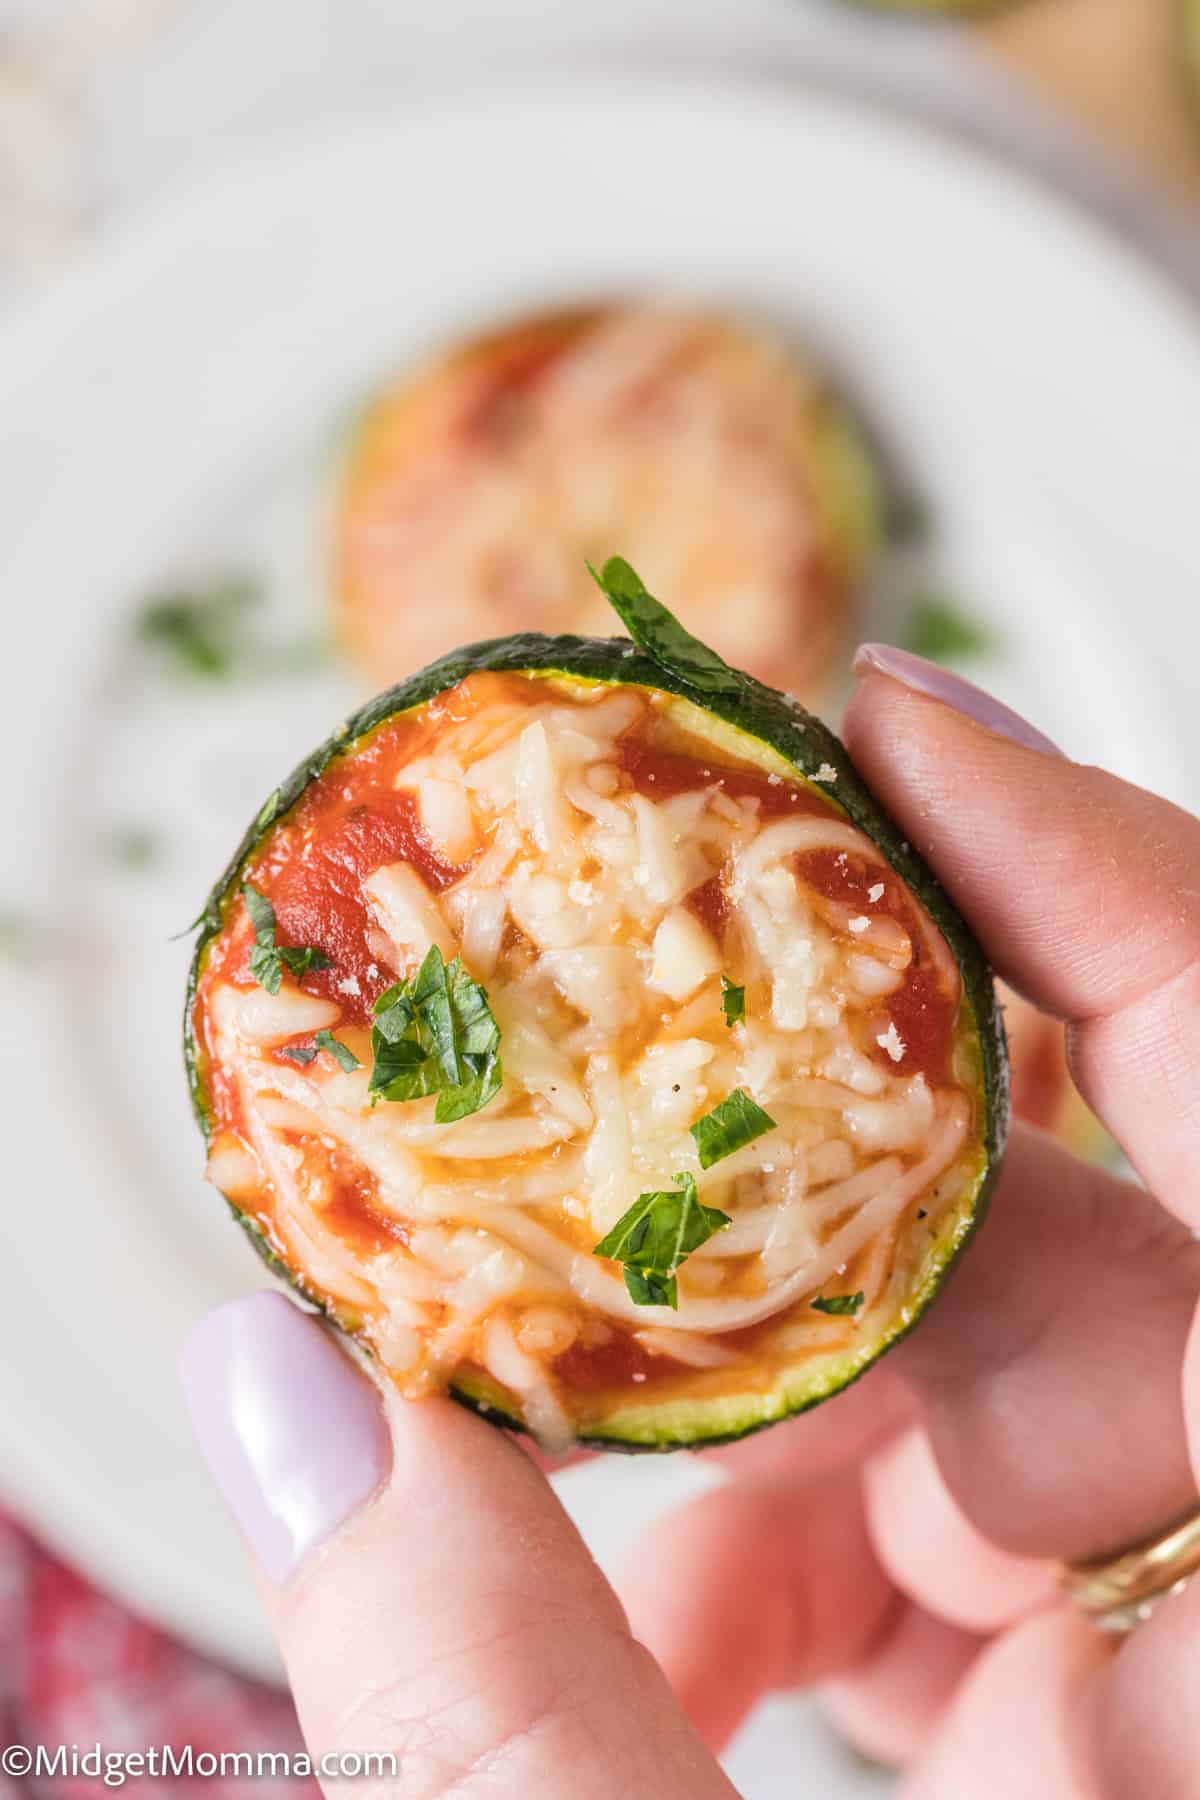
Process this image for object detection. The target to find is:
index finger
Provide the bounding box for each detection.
[845,650,1200,1222]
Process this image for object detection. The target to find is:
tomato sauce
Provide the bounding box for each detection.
[686,874,730,943]
[554,1326,661,1394]
[794,847,957,1086]
[620,738,835,819]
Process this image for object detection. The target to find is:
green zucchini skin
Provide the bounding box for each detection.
[186,632,1008,1450]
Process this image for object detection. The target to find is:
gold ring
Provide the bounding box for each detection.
[1062,1508,1200,1635]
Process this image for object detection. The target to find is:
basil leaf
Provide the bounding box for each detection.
[721,977,745,1027]
[811,1292,865,1317]
[314,1029,361,1073]
[901,596,992,665]
[593,1173,730,1310]
[586,557,746,697]
[411,944,462,1086]
[367,945,502,1121]
[624,1266,678,1309]
[241,882,331,994]
[101,824,161,869]
[248,939,284,995]
[277,944,333,981]
[278,1045,318,1066]
[690,1089,777,1170]
[136,574,262,680]
[370,1036,444,1103]
[242,882,278,943]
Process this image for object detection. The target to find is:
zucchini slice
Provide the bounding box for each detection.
[186,561,1007,1450]
[334,303,881,703]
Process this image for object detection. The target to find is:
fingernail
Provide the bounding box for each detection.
[180,1292,390,1585]
[854,644,1062,756]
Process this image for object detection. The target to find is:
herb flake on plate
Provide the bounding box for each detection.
[901,595,993,664]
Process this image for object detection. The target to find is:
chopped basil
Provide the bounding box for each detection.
[902,596,993,665]
[690,1088,776,1170]
[135,575,327,682]
[278,1044,318,1066]
[314,1029,361,1073]
[0,909,38,959]
[369,944,502,1123]
[101,824,161,869]
[593,1173,730,1310]
[812,1292,865,1317]
[587,556,747,698]
[136,574,262,679]
[721,976,745,1027]
[242,882,332,996]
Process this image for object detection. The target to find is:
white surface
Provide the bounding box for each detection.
[2,66,1200,1795]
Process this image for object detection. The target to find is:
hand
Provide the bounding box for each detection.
[180,648,1200,1798]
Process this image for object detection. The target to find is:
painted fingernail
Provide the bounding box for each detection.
[180,1292,389,1585]
[854,644,1062,756]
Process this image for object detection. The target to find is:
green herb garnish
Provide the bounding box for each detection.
[690,1088,777,1170]
[812,1292,865,1317]
[587,556,746,697]
[314,1029,361,1073]
[721,977,745,1027]
[593,1172,730,1310]
[369,944,502,1123]
[136,574,262,679]
[101,824,162,870]
[902,596,993,664]
[242,883,332,995]
[278,1045,318,1066]
[0,909,39,960]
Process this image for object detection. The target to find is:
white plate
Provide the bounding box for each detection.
[2,70,1199,1792]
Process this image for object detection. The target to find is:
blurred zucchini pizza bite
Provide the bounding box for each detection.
[334,303,880,703]
[187,562,1006,1450]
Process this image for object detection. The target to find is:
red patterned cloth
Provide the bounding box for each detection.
[0,1513,312,1796]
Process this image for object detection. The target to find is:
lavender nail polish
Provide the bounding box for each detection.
[854,644,1062,757]
[180,1292,389,1585]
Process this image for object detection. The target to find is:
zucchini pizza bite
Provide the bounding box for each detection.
[187,562,1006,1449]
[334,303,880,702]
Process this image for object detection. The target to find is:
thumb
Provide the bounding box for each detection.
[181,1293,734,1799]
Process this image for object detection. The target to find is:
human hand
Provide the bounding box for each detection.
[618,649,1200,1797]
[180,648,1200,1798]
